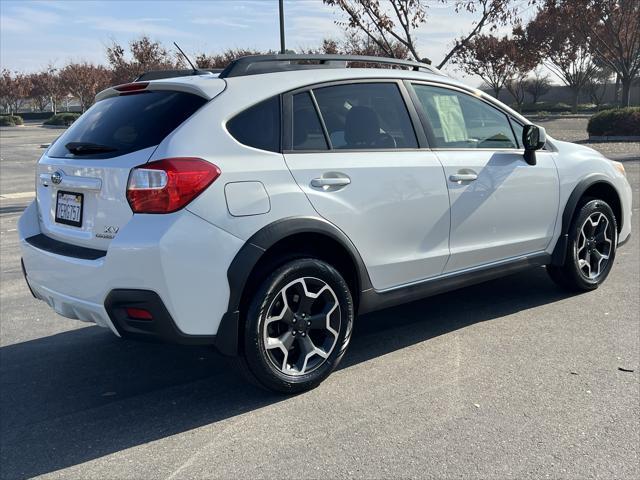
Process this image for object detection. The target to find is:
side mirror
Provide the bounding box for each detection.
[522,125,546,166]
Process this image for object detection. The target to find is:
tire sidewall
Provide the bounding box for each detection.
[567,199,618,289]
[243,258,354,393]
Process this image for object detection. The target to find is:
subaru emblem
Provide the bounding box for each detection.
[51,171,63,185]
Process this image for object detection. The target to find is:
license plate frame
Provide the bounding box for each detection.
[55,190,84,227]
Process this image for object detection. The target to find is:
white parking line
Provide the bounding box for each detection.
[0,191,35,199]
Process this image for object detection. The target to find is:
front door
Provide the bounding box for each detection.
[410,83,560,273]
[283,82,451,290]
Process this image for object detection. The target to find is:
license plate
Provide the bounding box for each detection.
[55,191,83,227]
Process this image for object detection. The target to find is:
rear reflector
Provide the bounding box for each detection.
[125,307,153,320]
[127,158,221,214]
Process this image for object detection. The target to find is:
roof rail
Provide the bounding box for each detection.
[218,54,442,78]
[135,68,222,82]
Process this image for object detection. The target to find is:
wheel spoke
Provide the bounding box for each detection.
[592,249,609,277]
[578,258,591,277]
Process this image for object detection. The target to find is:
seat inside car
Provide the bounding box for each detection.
[344,106,395,148]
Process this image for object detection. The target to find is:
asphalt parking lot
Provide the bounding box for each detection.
[1,119,638,479]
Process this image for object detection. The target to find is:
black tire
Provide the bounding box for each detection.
[547,198,618,291]
[238,258,354,394]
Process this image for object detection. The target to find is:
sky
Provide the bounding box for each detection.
[0,0,541,87]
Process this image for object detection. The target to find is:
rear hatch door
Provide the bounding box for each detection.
[37,87,209,251]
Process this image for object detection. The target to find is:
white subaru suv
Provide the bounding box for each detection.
[19,55,632,393]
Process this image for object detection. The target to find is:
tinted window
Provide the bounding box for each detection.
[509,118,524,148]
[313,83,417,149]
[49,91,207,159]
[292,92,328,151]
[227,96,280,152]
[412,84,518,149]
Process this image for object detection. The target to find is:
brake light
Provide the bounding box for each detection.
[127,158,220,214]
[114,82,149,93]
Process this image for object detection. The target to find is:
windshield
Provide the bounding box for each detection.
[49,90,207,159]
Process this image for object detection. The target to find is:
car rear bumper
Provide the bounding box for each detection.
[19,200,244,340]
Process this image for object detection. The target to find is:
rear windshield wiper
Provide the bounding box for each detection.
[65,142,118,155]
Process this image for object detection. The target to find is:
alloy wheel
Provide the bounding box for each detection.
[262,277,341,376]
[576,211,614,280]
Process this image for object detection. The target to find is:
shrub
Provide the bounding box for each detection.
[44,112,80,126]
[0,115,24,126]
[587,107,640,136]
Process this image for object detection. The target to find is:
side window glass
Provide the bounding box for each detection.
[412,84,518,149]
[509,118,524,148]
[227,96,280,152]
[313,83,418,150]
[292,92,328,151]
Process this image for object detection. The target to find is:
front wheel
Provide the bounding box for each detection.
[547,199,618,291]
[239,258,354,393]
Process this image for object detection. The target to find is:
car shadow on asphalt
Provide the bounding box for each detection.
[0,267,573,479]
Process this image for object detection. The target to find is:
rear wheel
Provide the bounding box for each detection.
[547,199,617,291]
[239,258,354,393]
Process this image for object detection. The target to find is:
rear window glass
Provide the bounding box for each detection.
[227,96,281,153]
[49,90,207,159]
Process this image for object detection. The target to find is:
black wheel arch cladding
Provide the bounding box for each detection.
[551,174,622,266]
[217,216,372,356]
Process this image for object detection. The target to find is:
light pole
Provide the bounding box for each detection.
[279,0,286,54]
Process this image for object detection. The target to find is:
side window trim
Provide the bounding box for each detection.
[508,117,524,149]
[404,80,438,148]
[309,90,332,149]
[407,80,522,151]
[283,78,425,153]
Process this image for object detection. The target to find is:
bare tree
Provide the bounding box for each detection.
[44,65,68,115]
[505,75,528,111]
[559,0,639,107]
[194,49,266,69]
[585,66,613,109]
[29,66,66,113]
[107,36,183,84]
[524,68,552,104]
[0,70,32,114]
[452,34,514,98]
[523,2,597,113]
[59,62,111,112]
[323,0,426,61]
[324,0,530,68]
[440,0,528,69]
[28,72,51,112]
[301,33,410,64]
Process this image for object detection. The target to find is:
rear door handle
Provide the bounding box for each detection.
[311,173,351,190]
[449,171,478,183]
[311,177,351,187]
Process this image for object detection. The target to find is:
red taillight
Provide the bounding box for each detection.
[126,158,221,214]
[125,307,153,320]
[114,82,149,93]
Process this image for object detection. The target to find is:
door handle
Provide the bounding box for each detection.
[311,173,351,190]
[449,171,478,183]
[311,177,351,187]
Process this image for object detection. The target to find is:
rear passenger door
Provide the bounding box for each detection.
[283,80,450,291]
